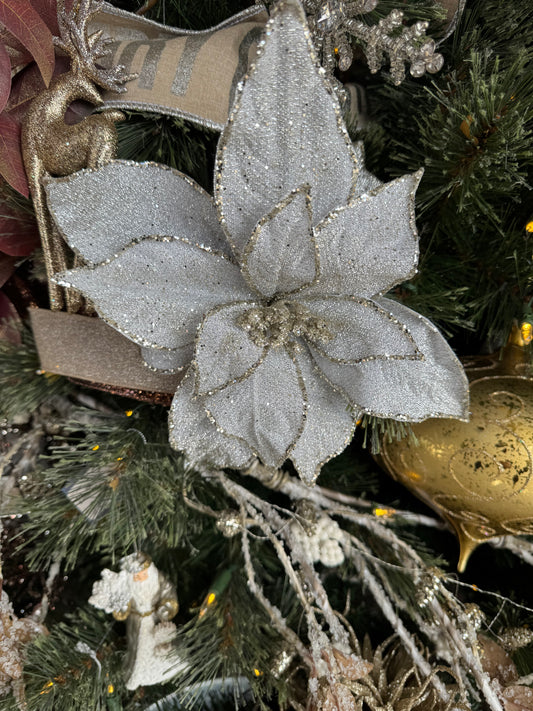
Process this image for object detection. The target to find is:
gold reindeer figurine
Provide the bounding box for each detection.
[22,0,134,312]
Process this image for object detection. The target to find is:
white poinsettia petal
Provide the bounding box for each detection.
[290,349,357,485]
[216,0,357,258]
[54,238,253,351]
[312,297,469,421]
[169,370,254,469]
[45,161,231,264]
[352,142,383,197]
[141,345,192,372]
[297,295,420,363]
[205,347,306,468]
[303,172,422,299]
[242,186,317,298]
[195,301,267,395]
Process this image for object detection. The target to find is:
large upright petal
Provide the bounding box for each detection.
[45,161,232,265]
[242,186,318,298]
[312,298,469,422]
[55,238,253,352]
[216,0,358,259]
[303,172,422,299]
[290,349,357,485]
[205,347,306,468]
[169,370,254,469]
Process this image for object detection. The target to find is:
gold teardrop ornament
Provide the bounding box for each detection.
[379,325,533,572]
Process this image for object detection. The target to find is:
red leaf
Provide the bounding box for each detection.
[0,22,31,66]
[0,112,28,196]
[0,289,15,315]
[30,0,59,36]
[5,61,45,116]
[6,54,69,119]
[0,253,16,286]
[0,0,54,86]
[0,42,11,112]
[0,205,38,255]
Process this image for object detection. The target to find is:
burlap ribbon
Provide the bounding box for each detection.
[30,308,181,398]
[90,1,463,130]
[92,3,268,130]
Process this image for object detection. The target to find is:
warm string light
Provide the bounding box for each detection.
[40,680,54,694]
[198,567,236,618]
[198,591,217,618]
[520,321,532,345]
[373,507,396,518]
[89,442,127,489]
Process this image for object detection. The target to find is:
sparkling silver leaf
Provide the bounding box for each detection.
[298,295,420,363]
[194,301,267,395]
[216,0,358,259]
[205,346,306,468]
[304,172,422,299]
[290,348,357,485]
[45,161,232,265]
[242,186,318,297]
[312,297,469,421]
[141,345,192,372]
[352,142,383,197]
[169,370,254,469]
[55,238,253,351]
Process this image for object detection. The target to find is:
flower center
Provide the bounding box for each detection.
[238,301,334,349]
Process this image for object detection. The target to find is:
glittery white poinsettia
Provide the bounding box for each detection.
[46,0,468,484]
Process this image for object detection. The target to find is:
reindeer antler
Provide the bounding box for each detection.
[54,0,136,92]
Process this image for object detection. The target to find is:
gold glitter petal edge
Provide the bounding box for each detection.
[286,350,310,463]
[168,369,256,470]
[299,295,422,365]
[240,184,320,298]
[311,169,423,296]
[204,345,308,470]
[53,235,246,353]
[311,296,469,423]
[191,299,270,397]
[55,233,239,271]
[291,350,357,486]
[44,160,230,265]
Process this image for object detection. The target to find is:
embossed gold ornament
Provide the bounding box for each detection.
[22,0,133,313]
[380,325,533,572]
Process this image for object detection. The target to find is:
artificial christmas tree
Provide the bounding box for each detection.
[0,0,532,709]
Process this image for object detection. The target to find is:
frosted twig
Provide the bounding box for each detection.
[241,517,311,666]
[490,536,533,566]
[360,563,449,700]
[33,556,61,623]
[288,486,492,706]
[429,593,504,711]
[196,465,506,708]
[517,672,533,686]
